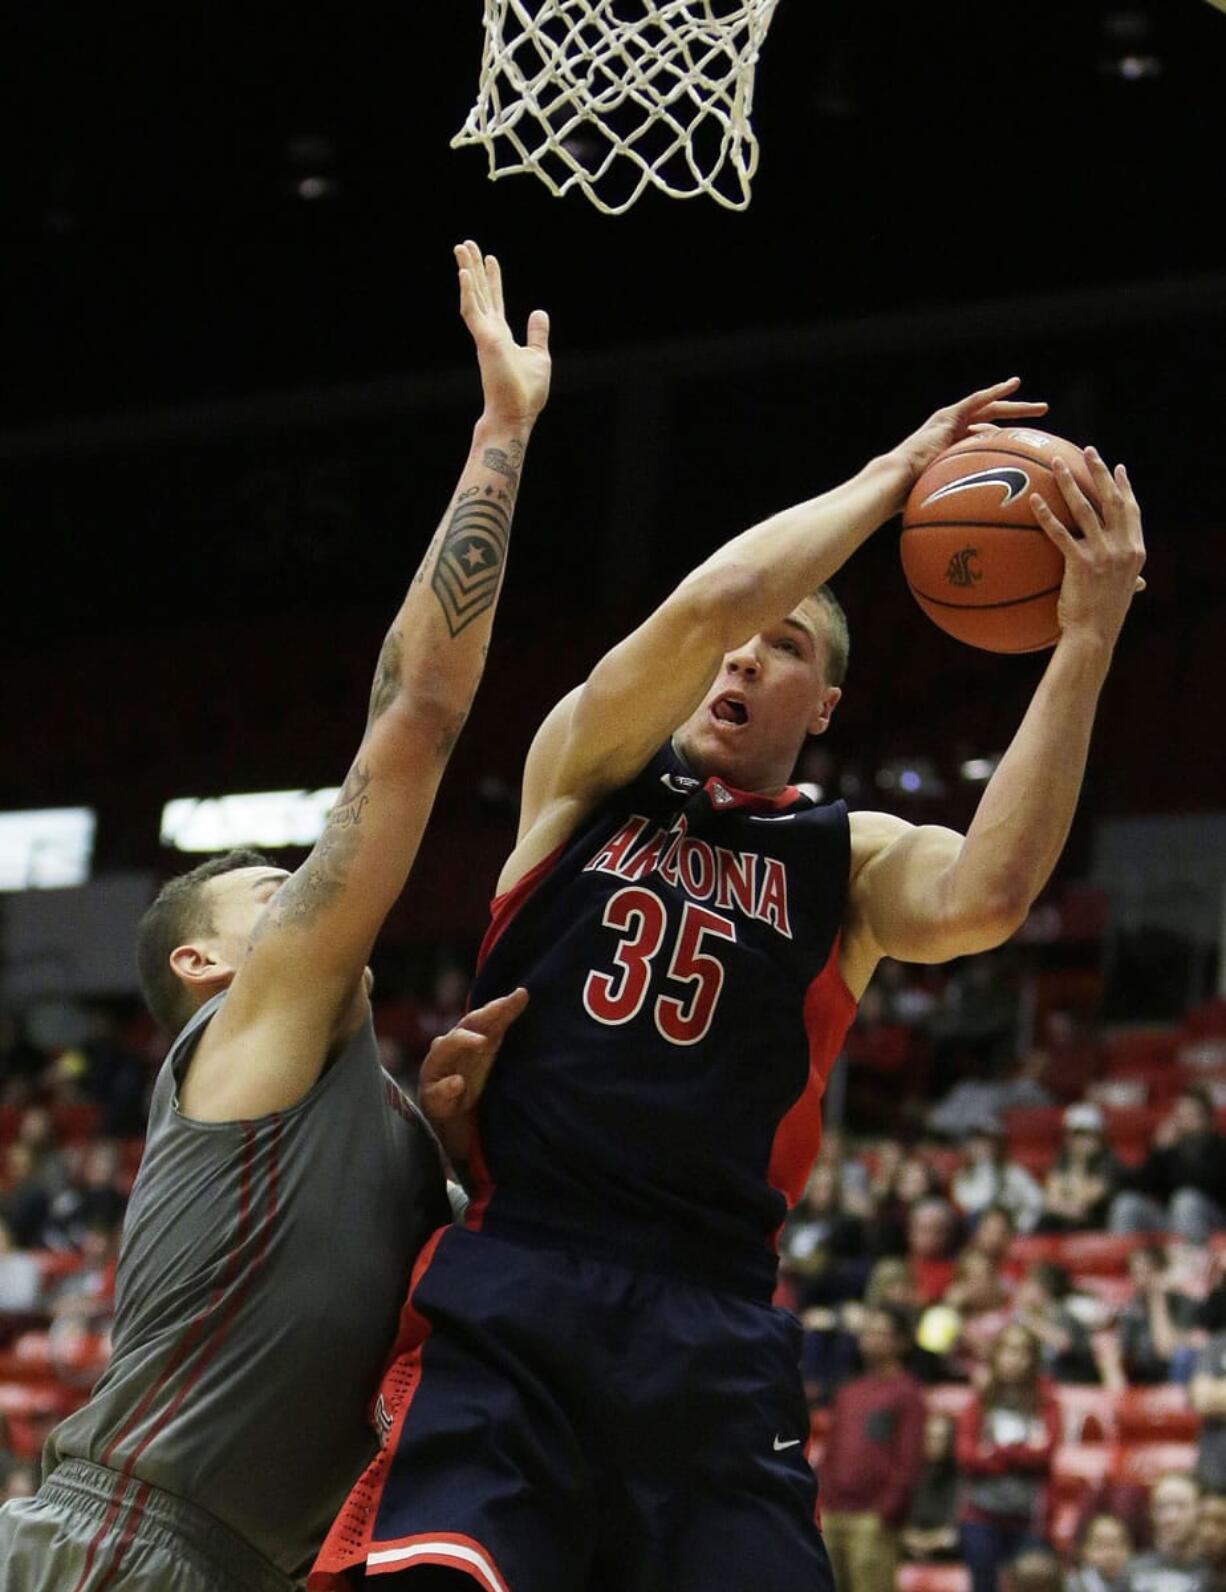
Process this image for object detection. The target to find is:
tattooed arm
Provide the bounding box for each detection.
[181,243,550,1121]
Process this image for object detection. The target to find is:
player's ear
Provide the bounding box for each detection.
[807,686,841,738]
[169,941,235,995]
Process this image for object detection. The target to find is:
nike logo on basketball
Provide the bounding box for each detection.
[920,467,1030,508]
[773,1435,802,1451]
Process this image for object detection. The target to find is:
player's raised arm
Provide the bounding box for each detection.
[177,243,551,1119]
[512,380,1047,867]
[840,448,1145,996]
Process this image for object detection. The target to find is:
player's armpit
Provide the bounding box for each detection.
[844,809,1028,976]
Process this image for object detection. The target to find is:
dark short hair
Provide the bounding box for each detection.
[136,849,273,1036]
[1178,1083,1214,1119]
[864,1303,914,1345]
[803,585,850,688]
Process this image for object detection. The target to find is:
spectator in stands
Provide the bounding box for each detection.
[953,1122,1044,1234]
[0,1214,42,1312]
[14,1107,70,1197]
[956,1322,1060,1592]
[1113,1243,1199,1385]
[1067,1516,1135,1592]
[901,1411,960,1563]
[867,1147,947,1256]
[1036,1104,1122,1234]
[1007,1549,1064,1592]
[926,951,1020,1091]
[77,1003,152,1136]
[1109,1086,1226,1244]
[1011,1263,1099,1384]
[0,1143,49,1250]
[816,1127,874,1217]
[781,1161,868,1283]
[1119,1473,1210,1592]
[1191,1324,1226,1494]
[1196,1496,1226,1592]
[820,1305,926,1592]
[44,1139,127,1252]
[937,1250,1013,1378]
[908,1197,963,1305]
[967,1205,1022,1282]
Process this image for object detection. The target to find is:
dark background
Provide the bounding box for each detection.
[4,0,1225,945]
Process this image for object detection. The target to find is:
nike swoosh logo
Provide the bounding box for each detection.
[920,466,1030,508]
[773,1436,802,1451]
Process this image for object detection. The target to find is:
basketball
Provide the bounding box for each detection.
[900,428,1096,653]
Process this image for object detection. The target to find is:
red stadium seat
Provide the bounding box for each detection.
[1056,1388,1119,1444]
[1104,1029,1182,1070]
[1184,998,1226,1038]
[0,1105,19,1145]
[1007,1235,1062,1268]
[1113,1442,1199,1486]
[1002,1106,1064,1147]
[50,1102,102,1143]
[1052,1233,1145,1276]
[896,1566,971,1592]
[1051,1444,1115,1501]
[1115,1387,1198,1442]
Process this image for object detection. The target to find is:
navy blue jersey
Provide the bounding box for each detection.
[466,741,856,1300]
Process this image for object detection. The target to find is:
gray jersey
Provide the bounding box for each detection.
[45,991,451,1583]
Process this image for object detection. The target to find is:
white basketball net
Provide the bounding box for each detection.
[451,0,784,215]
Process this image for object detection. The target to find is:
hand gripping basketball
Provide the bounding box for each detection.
[886,377,1051,514]
[1031,447,1147,651]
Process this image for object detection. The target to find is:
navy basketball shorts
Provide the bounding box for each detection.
[311,1223,834,1592]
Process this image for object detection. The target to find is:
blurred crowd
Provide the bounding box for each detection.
[779,955,1226,1592]
[4,949,1226,1592]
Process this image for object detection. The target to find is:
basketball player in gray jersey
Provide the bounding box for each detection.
[0,241,551,1591]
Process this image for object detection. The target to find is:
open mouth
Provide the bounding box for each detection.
[710,694,748,727]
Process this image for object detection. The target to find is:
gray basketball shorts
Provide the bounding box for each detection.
[0,1459,296,1592]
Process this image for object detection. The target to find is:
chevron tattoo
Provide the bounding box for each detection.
[431,494,511,637]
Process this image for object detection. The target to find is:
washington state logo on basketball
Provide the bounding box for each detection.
[945,547,983,588]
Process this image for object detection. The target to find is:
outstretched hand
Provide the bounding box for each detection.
[417,986,529,1170]
[456,240,551,429]
[884,377,1049,513]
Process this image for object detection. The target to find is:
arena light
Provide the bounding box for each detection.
[874,758,945,798]
[960,756,1001,783]
[0,808,96,891]
[160,789,341,853]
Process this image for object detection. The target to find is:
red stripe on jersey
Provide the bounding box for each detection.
[766,934,856,1220]
[476,843,566,972]
[120,1118,283,1481]
[462,1115,495,1232]
[69,1476,130,1592]
[310,1225,451,1589]
[98,1121,257,1470]
[94,1481,151,1592]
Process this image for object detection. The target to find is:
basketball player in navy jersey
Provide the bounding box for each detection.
[313,381,1145,1591]
[0,243,550,1592]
